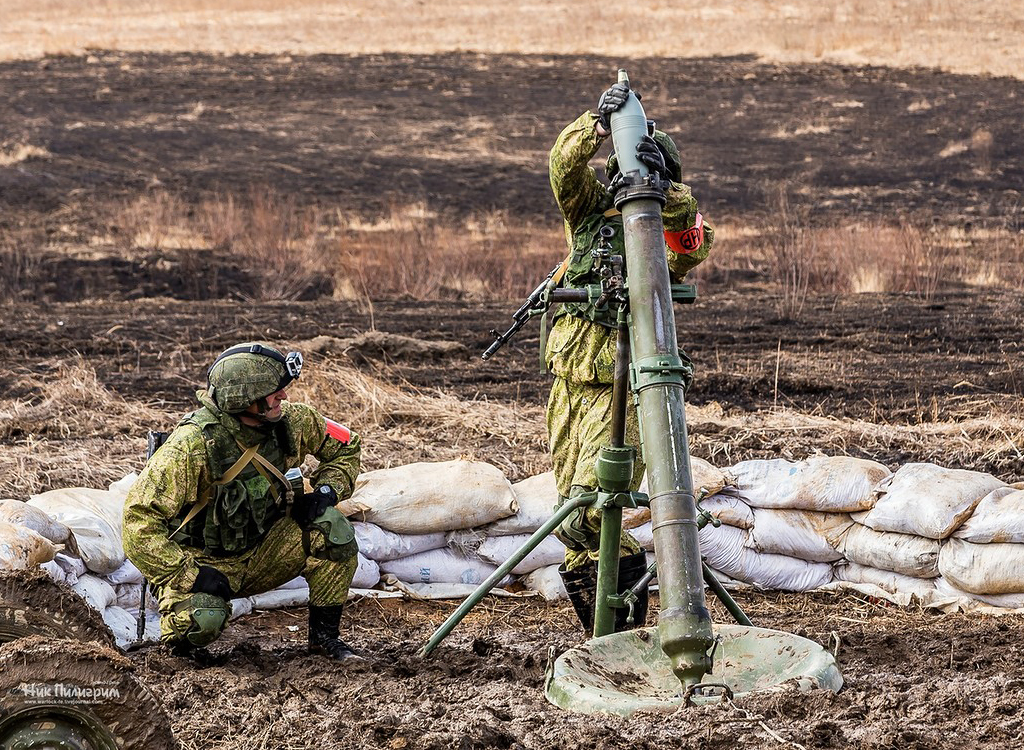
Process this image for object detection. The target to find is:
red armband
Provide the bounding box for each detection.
[665,212,704,254]
[324,418,352,444]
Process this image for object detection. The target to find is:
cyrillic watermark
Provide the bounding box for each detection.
[11,682,121,705]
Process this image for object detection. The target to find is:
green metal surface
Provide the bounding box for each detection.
[545,624,843,717]
[1,706,120,750]
[593,503,624,638]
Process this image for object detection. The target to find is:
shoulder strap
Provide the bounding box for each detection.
[168,444,258,539]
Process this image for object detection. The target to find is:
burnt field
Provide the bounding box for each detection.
[1,51,1023,749]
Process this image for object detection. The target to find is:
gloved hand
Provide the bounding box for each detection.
[596,82,634,132]
[292,484,338,528]
[635,135,671,181]
[190,565,233,600]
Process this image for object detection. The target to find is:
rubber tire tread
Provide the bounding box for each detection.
[0,636,177,749]
[0,569,114,647]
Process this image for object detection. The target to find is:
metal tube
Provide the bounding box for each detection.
[702,563,753,627]
[420,494,593,657]
[593,504,624,638]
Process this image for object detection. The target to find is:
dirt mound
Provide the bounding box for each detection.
[305,332,468,362]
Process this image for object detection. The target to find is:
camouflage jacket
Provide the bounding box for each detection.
[545,111,714,385]
[123,390,361,591]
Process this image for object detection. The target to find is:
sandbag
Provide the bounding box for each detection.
[476,534,565,575]
[859,464,1006,540]
[352,554,381,589]
[39,559,67,584]
[697,523,833,591]
[622,458,732,530]
[520,564,567,601]
[54,552,86,582]
[379,548,498,585]
[725,456,890,512]
[934,577,1024,609]
[484,472,558,536]
[700,494,754,530]
[746,508,851,562]
[631,522,655,552]
[834,523,940,578]
[0,498,72,544]
[250,587,309,610]
[0,521,57,570]
[833,562,938,599]
[28,486,129,573]
[938,538,1024,594]
[352,521,446,562]
[348,460,518,534]
[72,573,117,611]
[105,558,144,585]
[102,605,140,649]
[953,487,1024,544]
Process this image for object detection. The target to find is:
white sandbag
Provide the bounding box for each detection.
[250,587,309,610]
[953,487,1024,544]
[228,597,253,620]
[102,605,141,649]
[0,521,57,570]
[697,523,833,592]
[352,554,381,589]
[381,577,516,600]
[746,508,851,563]
[700,494,754,530]
[833,562,938,599]
[379,547,498,585]
[859,463,1005,540]
[834,523,940,578]
[114,583,142,609]
[631,522,655,552]
[39,559,67,584]
[622,458,732,530]
[105,558,144,585]
[520,564,568,601]
[54,552,86,583]
[72,573,117,611]
[725,456,890,512]
[476,534,565,575]
[275,576,308,590]
[352,521,446,562]
[938,538,1024,594]
[349,460,518,534]
[484,472,558,536]
[934,577,1024,609]
[0,498,72,544]
[28,486,129,574]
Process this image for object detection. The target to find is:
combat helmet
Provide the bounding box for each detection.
[605,128,682,183]
[206,342,303,414]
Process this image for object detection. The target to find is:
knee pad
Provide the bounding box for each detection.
[171,593,230,647]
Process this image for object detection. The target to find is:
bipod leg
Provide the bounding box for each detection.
[593,310,634,638]
[420,494,593,657]
[701,562,752,627]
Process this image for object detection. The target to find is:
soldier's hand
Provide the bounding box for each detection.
[191,565,233,600]
[636,135,670,180]
[292,485,338,527]
[596,82,633,133]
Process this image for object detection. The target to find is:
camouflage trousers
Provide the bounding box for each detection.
[546,376,644,572]
[157,515,357,646]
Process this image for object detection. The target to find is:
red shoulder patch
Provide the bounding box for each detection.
[665,212,704,254]
[324,418,352,444]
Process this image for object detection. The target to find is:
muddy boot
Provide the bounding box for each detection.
[308,605,364,662]
[614,552,650,632]
[558,561,597,632]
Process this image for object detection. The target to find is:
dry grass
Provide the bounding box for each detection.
[1,0,1023,78]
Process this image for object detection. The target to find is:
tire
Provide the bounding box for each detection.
[0,569,114,647]
[0,636,177,749]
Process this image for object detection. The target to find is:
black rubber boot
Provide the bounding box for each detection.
[308,605,364,662]
[614,552,651,632]
[558,561,597,632]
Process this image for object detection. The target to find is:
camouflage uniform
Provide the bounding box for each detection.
[547,111,714,571]
[123,389,360,646]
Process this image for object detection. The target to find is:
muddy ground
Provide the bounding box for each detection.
[1,52,1023,748]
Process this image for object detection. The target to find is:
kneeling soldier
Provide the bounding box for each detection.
[123,342,363,660]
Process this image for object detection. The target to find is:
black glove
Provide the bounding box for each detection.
[191,565,233,600]
[635,135,670,181]
[596,82,633,131]
[292,484,338,527]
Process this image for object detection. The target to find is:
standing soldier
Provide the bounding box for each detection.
[547,81,714,630]
[123,342,363,660]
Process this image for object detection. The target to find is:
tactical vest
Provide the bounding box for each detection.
[168,408,297,557]
[555,210,625,329]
